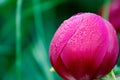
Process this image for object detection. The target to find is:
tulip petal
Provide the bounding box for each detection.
[109,0,120,32]
[53,55,76,80]
[95,19,119,78]
[60,13,109,79]
[49,13,119,80]
[50,14,84,80]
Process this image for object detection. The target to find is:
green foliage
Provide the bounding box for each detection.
[0,0,119,80]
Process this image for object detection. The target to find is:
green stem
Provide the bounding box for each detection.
[111,70,116,80]
[102,0,111,20]
[16,0,22,80]
[32,0,45,41]
[32,0,55,80]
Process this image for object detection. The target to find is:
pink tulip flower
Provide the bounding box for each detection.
[109,0,120,32]
[49,13,119,80]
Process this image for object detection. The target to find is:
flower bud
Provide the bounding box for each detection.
[109,0,120,32]
[49,13,119,80]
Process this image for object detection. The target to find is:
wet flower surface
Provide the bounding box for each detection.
[49,13,119,80]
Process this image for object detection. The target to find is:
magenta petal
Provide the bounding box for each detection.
[95,19,119,78]
[49,16,79,65]
[49,14,84,80]
[61,13,109,79]
[49,13,119,80]
[52,55,76,80]
[109,0,120,32]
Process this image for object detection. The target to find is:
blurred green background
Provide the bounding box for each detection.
[0,0,120,80]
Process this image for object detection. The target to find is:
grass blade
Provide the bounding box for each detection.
[16,0,22,80]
